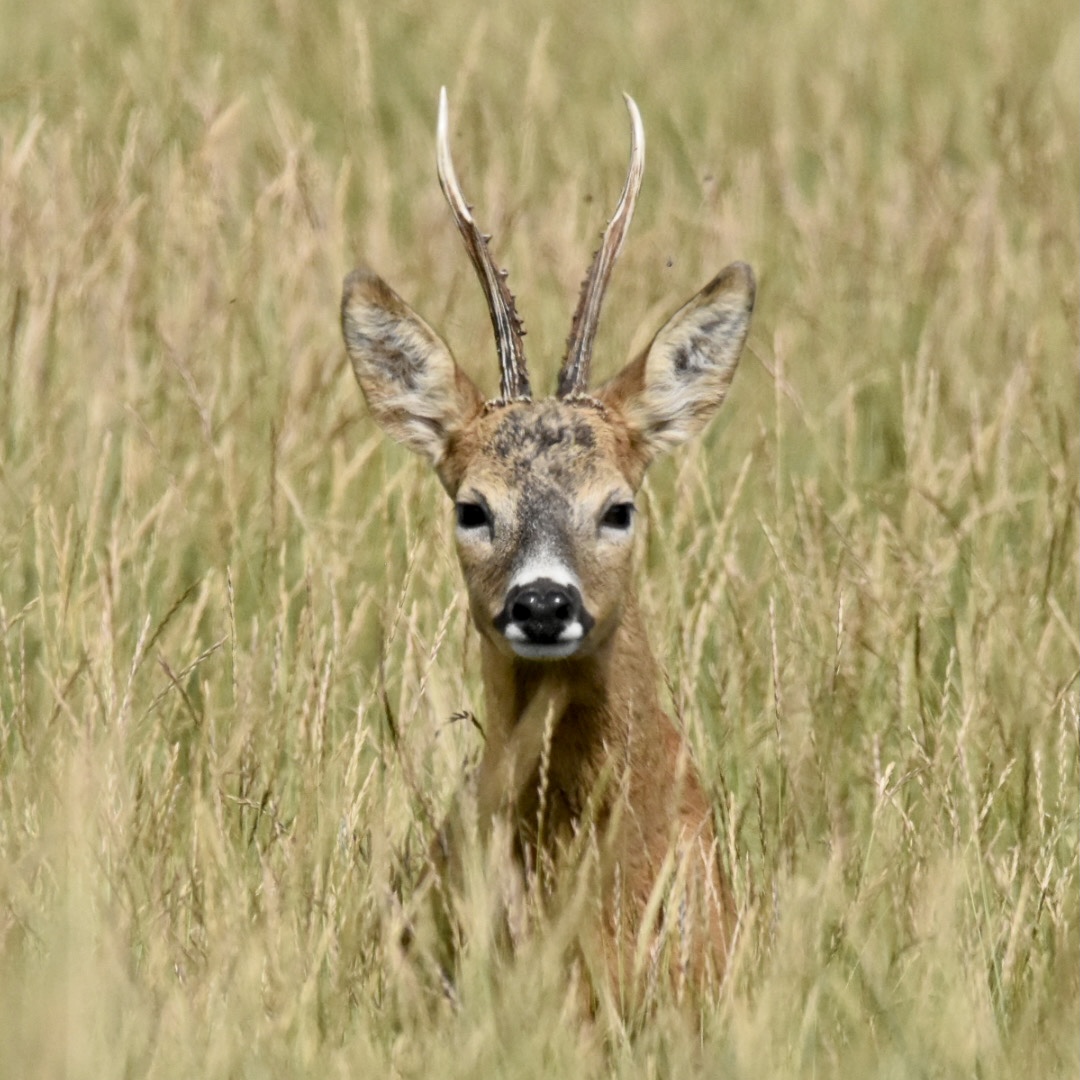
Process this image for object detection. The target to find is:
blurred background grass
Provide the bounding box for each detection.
[0,0,1077,1076]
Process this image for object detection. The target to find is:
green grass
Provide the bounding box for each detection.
[0,0,1077,1075]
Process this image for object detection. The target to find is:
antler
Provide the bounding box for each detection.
[436,87,531,402]
[557,95,645,399]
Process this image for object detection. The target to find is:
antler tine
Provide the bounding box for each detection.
[557,94,645,399]
[436,87,531,402]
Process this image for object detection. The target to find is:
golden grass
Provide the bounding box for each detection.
[0,0,1077,1075]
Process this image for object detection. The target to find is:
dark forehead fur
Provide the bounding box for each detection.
[495,401,592,462]
[440,397,648,495]
[480,400,625,485]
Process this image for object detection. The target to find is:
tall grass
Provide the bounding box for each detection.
[0,0,1076,1075]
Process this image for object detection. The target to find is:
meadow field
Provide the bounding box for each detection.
[0,0,1077,1075]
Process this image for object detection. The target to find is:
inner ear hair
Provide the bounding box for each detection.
[341,267,482,467]
[599,261,755,460]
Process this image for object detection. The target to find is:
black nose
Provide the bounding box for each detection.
[500,578,585,644]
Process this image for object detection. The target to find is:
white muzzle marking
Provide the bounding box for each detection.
[508,554,580,594]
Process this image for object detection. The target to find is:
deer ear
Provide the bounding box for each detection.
[599,262,754,462]
[342,268,483,469]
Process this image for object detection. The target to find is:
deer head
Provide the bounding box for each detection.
[342,90,755,665]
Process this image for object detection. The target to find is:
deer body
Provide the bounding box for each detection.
[341,90,754,1001]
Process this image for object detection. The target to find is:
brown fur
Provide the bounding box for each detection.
[473,592,735,1003]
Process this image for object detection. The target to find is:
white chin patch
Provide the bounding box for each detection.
[504,620,585,660]
[507,639,583,661]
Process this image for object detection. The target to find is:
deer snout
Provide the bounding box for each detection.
[496,578,595,659]
[510,580,579,640]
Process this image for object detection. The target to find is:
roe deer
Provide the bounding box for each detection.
[341,89,755,1005]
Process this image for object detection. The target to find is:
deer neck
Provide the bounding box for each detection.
[473,594,661,819]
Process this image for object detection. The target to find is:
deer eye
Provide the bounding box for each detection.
[456,501,491,531]
[600,502,634,530]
